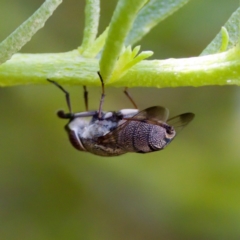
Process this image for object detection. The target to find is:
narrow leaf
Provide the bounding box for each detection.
[201,7,240,55]
[0,0,63,65]
[81,27,109,58]
[99,0,148,82]
[125,0,191,45]
[219,27,229,52]
[79,0,100,53]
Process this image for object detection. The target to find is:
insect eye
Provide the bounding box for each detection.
[165,125,174,135]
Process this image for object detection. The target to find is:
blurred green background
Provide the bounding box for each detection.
[1,0,240,239]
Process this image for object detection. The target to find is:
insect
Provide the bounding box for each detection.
[47,72,194,157]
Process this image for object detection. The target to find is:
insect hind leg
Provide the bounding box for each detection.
[124,87,138,109]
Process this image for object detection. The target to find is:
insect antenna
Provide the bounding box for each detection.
[97,71,105,119]
[123,87,138,109]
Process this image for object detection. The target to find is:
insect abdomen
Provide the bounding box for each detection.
[118,121,173,153]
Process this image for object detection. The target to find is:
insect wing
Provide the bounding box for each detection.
[167,112,195,133]
[132,106,169,122]
[97,106,169,145]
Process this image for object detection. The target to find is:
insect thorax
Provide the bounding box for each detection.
[65,109,139,156]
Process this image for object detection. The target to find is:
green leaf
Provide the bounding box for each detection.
[99,0,148,82]
[81,27,109,58]
[0,0,63,65]
[109,45,153,82]
[126,0,191,45]
[201,7,240,55]
[218,27,229,53]
[78,0,100,54]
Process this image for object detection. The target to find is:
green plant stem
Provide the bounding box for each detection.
[1,47,240,87]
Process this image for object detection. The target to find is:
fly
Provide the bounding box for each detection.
[47,72,194,156]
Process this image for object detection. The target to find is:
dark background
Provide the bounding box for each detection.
[1,0,240,239]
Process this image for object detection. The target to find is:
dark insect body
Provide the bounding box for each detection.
[48,72,194,157]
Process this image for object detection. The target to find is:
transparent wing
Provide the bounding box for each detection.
[97,106,169,145]
[167,112,195,133]
[132,106,169,122]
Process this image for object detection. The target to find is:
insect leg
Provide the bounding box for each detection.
[124,87,138,109]
[83,86,88,111]
[97,71,105,119]
[47,79,72,118]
